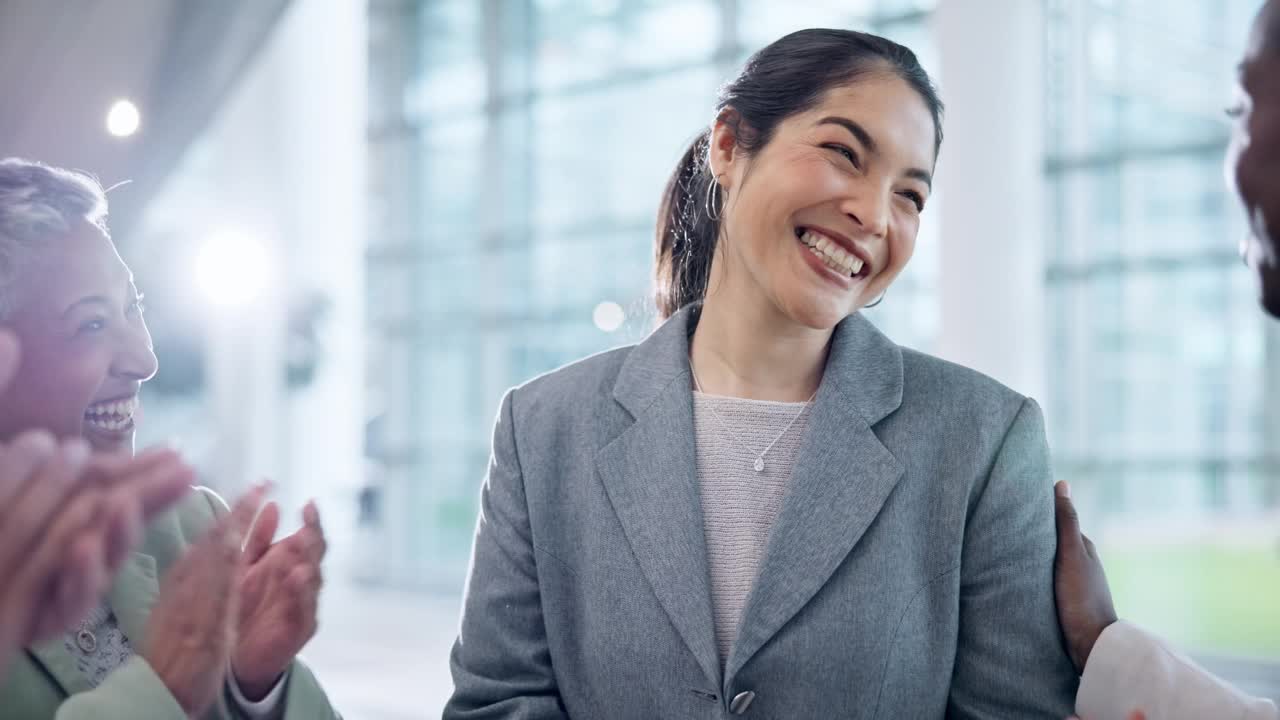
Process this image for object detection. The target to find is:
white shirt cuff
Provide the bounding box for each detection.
[1077,620,1278,720]
[226,660,289,718]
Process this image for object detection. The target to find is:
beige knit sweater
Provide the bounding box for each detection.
[691,391,813,665]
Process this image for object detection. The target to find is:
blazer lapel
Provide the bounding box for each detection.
[595,306,722,687]
[24,552,159,696]
[26,639,92,697]
[726,313,906,681]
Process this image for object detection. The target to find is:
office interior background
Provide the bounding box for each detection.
[2,0,1277,715]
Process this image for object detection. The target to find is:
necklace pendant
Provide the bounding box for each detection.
[76,629,98,654]
[753,457,765,473]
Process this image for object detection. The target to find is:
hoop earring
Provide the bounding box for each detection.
[704,177,722,222]
[865,291,887,309]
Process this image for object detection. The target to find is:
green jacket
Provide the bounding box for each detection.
[1,487,341,719]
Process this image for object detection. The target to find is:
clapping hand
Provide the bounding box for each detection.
[143,485,269,716]
[232,499,328,700]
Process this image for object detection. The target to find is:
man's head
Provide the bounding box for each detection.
[1227,0,1280,317]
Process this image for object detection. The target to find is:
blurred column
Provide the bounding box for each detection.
[718,0,740,68]
[205,261,285,500]
[933,0,1047,403]
[367,0,422,584]
[269,0,368,550]
[194,0,367,539]
[193,68,292,502]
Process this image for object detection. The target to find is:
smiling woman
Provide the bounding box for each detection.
[0,164,154,452]
[446,29,1078,720]
[0,158,341,720]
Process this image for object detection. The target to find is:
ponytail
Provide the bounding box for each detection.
[653,129,721,320]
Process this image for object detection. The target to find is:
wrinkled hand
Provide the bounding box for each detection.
[144,485,268,716]
[24,446,195,643]
[0,439,192,668]
[1054,480,1119,674]
[232,500,327,700]
[0,433,92,654]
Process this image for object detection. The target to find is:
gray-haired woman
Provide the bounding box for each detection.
[0,158,340,719]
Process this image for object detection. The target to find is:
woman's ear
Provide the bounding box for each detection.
[708,110,743,189]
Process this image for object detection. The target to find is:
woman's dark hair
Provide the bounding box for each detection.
[654,28,944,319]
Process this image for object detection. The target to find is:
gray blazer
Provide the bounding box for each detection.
[445,306,1078,719]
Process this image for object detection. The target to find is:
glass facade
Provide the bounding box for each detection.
[367,0,1279,663]
[1045,0,1279,659]
[367,0,938,582]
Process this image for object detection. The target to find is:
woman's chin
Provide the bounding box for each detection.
[83,424,136,455]
[779,294,853,331]
[777,267,883,329]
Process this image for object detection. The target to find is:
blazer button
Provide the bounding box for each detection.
[729,690,756,714]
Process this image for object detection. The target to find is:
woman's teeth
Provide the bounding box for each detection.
[84,397,138,432]
[799,230,864,277]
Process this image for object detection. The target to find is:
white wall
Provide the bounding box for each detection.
[933,0,1048,404]
[141,0,367,537]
